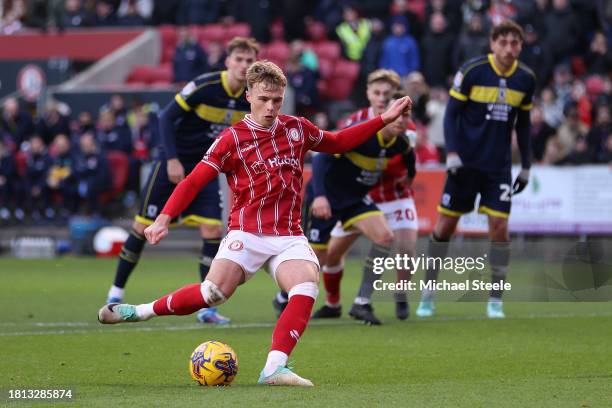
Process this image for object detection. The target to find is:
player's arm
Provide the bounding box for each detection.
[310,152,333,220]
[313,97,412,153]
[444,65,473,175]
[144,162,218,244]
[512,109,532,194]
[159,100,187,183]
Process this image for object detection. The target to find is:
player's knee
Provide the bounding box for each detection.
[373,229,394,246]
[326,250,343,267]
[288,281,319,301]
[132,221,147,235]
[200,280,228,306]
[199,224,222,239]
[489,220,509,241]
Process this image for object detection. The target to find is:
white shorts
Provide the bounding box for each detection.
[215,230,320,282]
[330,198,418,238]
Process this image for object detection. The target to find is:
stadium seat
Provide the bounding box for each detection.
[159,25,177,48]
[323,77,354,101]
[318,58,334,79]
[225,23,251,39]
[161,45,175,64]
[305,21,327,43]
[331,59,360,81]
[126,65,154,84]
[149,63,172,84]
[312,41,341,61]
[14,151,27,178]
[263,41,290,67]
[196,24,225,44]
[99,150,129,204]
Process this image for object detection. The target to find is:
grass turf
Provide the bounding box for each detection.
[1,257,611,407]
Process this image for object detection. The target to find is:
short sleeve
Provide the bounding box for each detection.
[174,81,203,112]
[201,130,233,173]
[449,64,474,102]
[298,117,325,149]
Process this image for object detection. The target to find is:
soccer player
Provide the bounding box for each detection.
[98,61,412,386]
[415,20,535,319]
[310,92,418,325]
[105,37,258,325]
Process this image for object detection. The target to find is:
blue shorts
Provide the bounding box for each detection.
[136,159,222,227]
[302,191,382,249]
[438,168,512,219]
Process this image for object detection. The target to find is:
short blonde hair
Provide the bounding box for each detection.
[246,60,287,90]
[367,69,401,89]
[227,37,260,56]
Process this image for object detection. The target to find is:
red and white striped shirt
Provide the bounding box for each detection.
[341,107,415,203]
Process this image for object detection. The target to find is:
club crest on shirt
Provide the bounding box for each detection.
[289,128,301,142]
[228,240,244,251]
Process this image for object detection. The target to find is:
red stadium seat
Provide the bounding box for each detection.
[14,151,27,177]
[99,150,129,204]
[332,59,360,81]
[126,65,154,84]
[312,41,341,61]
[318,58,334,79]
[225,23,251,39]
[161,45,175,64]
[263,41,290,66]
[149,63,172,83]
[196,24,225,44]
[159,25,177,48]
[305,21,327,43]
[323,77,354,101]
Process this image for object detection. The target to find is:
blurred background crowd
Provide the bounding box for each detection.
[1,0,611,224]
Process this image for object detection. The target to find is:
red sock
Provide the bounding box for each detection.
[270,294,314,355]
[323,268,343,305]
[152,283,208,316]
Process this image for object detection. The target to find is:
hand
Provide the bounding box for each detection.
[167,158,185,184]
[144,214,171,245]
[311,196,332,219]
[512,168,530,195]
[381,96,413,124]
[446,153,463,176]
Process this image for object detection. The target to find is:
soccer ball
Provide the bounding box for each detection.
[189,341,239,386]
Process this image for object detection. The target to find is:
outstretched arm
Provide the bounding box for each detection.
[314,96,412,153]
[144,162,218,244]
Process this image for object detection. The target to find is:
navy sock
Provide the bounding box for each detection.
[424,233,450,283]
[113,229,146,288]
[199,238,220,282]
[490,241,510,299]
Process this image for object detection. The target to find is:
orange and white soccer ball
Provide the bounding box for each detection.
[189,341,238,386]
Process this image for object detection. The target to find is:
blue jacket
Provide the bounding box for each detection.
[379,34,420,76]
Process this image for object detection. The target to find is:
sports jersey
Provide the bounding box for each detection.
[168,70,250,162]
[311,129,411,209]
[447,54,536,172]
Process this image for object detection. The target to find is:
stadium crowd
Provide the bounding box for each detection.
[1,0,612,223]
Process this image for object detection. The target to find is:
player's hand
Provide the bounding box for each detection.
[381,96,412,124]
[167,158,185,184]
[512,168,530,195]
[312,196,332,219]
[144,214,171,245]
[446,153,464,177]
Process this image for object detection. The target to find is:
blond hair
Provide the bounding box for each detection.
[226,37,260,56]
[367,69,401,89]
[246,61,287,90]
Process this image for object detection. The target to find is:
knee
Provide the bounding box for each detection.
[200,224,222,239]
[288,281,319,300]
[489,220,509,241]
[132,221,147,235]
[373,229,394,246]
[201,280,228,306]
[326,249,343,267]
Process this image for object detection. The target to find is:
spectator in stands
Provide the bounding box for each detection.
[36,101,71,146]
[1,97,34,151]
[487,0,517,26]
[117,0,146,26]
[177,0,220,25]
[94,0,118,26]
[541,137,563,165]
[204,41,226,73]
[106,94,128,128]
[60,0,92,28]
[425,86,447,149]
[47,133,76,217]
[585,31,612,76]
[360,18,386,84]
[336,5,371,62]
[285,53,319,117]
[543,0,580,65]
[453,13,488,72]
[425,0,461,35]
[391,0,424,43]
[597,133,612,164]
[150,0,180,25]
[420,11,454,88]
[379,15,420,81]
[25,134,53,220]
[118,0,152,22]
[96,109,132,155]
[587,104,612,159]
[0,0,26,34]
[172,27,208,83]
[76,111,95,135]
[290,40,319,72]
[73,131,111,215]
[519,22,553,90]
[557,135,591,165]
[530,105,557,162]
[540,87,565,128]
[557,102,589,158]
[414,124,440,166]
[131,105,159,162]
[0,138,18,223]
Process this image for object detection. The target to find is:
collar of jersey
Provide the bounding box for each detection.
[244,114,279,133]
[377,131,397,148]
[487,54,518,77]
[221,71,245,98]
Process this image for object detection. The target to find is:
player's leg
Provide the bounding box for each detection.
[106,160,166,303]
[344,207,393,325]
[98,258,243,324]
[393,227,418,320]
[261,239,320,386]
[479,171,512,318]
[312,230,360,318]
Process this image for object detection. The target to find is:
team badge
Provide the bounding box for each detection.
[289,128,301,142]
[228,240,244,251]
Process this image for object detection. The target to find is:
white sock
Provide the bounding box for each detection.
[263,350,288,377]
[354,296,370,305]
[108,285,125,300]
[135,302,156,320]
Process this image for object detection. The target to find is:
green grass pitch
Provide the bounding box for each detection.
[1,257,611,407]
